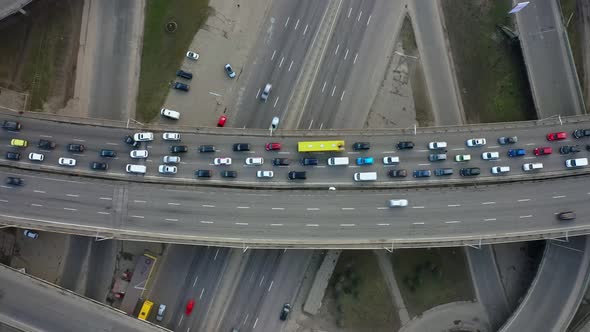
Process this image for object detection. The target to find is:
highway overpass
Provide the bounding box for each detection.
[0,0,32,21]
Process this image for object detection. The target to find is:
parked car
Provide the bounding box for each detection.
[498,136,517,145]
[172,82,189,91]
[265,143,281,151]
[163,132,181,141]
[130,150,148,158]
[466,138,486,147]
[67,143,84,152]
[195,170,212,178]
[557,211,576,220]
[491,166,510,174]
[158,165,178,174]
[38,139,56,149]
[58,157,76,167]
[546,131,567,141]
[224,64,236,78]
[273,158,290,166]
[288,171,306,180]
[459,167,480,176]
[434,168,453,176]
[124,135,139,147]
[28,153,44,161]
[280,303,291,321]
[100,149,116,158]
[413,169,431,178]
[573,129,590,138]
[160,108,180,120]
[455,154,471,162]
[2,120,21,131]
[245,157,264,165]
[171,145,189,153]
[214,157,232,165]
[163,156,180,164]
[11,139,28,147]
[134,132,154,142]
[396,141,414,150]
[217,115,227,127]
[5,177,23,186]
[90,162,108,170]
[522,162,543,171]
[221,170,237,178]
[560,145,581,154]
[565,158,588,168]
[533,147,552,156]
[352,142,370,150]
[23,230,38,239]
[388,169,407,178]
[508,149,526,157]
[156,304,167,322]
[176,69,193,80]
[6,151,20,160]
[186,51,199,60]
[356,157,374,165]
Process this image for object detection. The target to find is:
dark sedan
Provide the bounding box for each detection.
[171,145,189,153]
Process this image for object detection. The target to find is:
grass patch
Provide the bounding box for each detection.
[392,247,474,316]
[328,251,399,331]
[442,0,536,123]
[560,0,585,102]
[136,0,211,122]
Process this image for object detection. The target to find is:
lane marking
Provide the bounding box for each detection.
[134,200,146,203]
[271,207,284,210]
[279,57,284,67]
[445,220,461,224]
[353,53,358,64]
[73,139,85,142]
[165,218,178,222]
[270,223,283,226]
[106,142,118,146]
[235,222,249,226]
[447,204,460,207]
[340,90,345,101]
[517,198,531,202]
[413,222,425,225]
[484,218,497,221]
[271,50,276,60]
[334,44,340,55]
[63,208,77,211]
[99,197,112,200]
[519,215,533,219]
[377,223,390,226]
[340,224,355,227]
[321,81,327,92]
[202,204,215,208]
[66,194,79,197]
[481,202,496,205]
[344,49,349,60]
[376,207,388,210]
[34,190,46,194]
[347,7,352,18]
[552,195,566,199]
[131,215,144,219]
[0,199,7,203]
[268,281,274,292]
[284,17,290,27]
[200,220,214,224]
[307,208,320,211]
[303,24,309,36]
[525,143,535,146]
[294,19,300,30]
[412,206,425,209]
[331,85,336,96]
[357,10,362,21]
[236,206,250,209]
[451,148,465,151]
[306,224,319,227]
[288,60,293,71]
[274,96,280,108]
[31,204,43,207]
[97,212,110,215]
[366,14,372,25]
[167,202,180,206]
[341,207,355,210]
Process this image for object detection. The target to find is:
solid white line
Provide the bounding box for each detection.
[99,197,112,200]
[63,208,77,211]
[165,218,178,222]
[552,195,566,199]
[235,222,249,226]
[167,202,180,206]
[236,206,250,209]
[306,224,319,227]
[31,204,43,207]
[307,208,320,211]
[340,224,355,227]
[200,220,214,224]
[34,190,46,194]
[484,218,496,221]
[271,207,284,210]
[97,212,110,215]
[481,202,496,205]
[131,215,144,219]
[517,199,531,202]
[519,215,533,219]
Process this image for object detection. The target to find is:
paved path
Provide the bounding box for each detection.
[375,250,410,324]
[399,301,490,332]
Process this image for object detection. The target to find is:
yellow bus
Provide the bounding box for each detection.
[138,300,154,320]
[298,140,345,152]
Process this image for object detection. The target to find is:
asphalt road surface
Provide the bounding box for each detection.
[0,264,166,332]
[515,0,584,118]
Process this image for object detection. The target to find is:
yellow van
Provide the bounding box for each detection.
[138,300,154,320]
[10,139,28,148]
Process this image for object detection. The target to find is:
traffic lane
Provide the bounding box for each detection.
[148,244,198,329]
[297,0,370,129]
[254,250,312,332]
[0,265,161,332]
[219,250,283,331]
[234,0,328,128]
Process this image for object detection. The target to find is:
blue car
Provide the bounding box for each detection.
[172,82,189,91]
[413,169,432,178]
[507,149,526,157]
[356,157,374,165]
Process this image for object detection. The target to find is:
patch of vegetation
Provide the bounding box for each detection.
[560,0,585,104]
[441,0,536,123]
[328,251,399,332]
[392,247,474,316]
[136,0,211,122]
[400,15,417,55]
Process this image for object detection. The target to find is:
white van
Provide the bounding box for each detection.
[565,158,588,168]
[126,164,146,174]
[160,108,180,120]
[522,163,543,171]
[353,172,377,182]
[327,157,349,166]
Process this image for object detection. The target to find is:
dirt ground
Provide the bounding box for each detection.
[0,0,82,113]
[441,0,536,123]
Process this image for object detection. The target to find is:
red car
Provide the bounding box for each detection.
[265,142,281,151]
[533,146,552,156]
[185,299,195,315]
[217,115,227,127]
[546,132,567,141]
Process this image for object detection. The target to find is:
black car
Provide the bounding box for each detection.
[100,149,117,157]
[273,158,290,166]
[352,142,370,150]
[199,145,216,153]
[5,177,23,186]
[288,171,306,180]
[300,158,318,166]
[573,129,590,139]
[460,167,481,177]
[67,144,85,152]
[280,303,291,321]
[6,151,21,160]
[176,69,193,80]
[38,139,56,150]
[172,82,189,91]
[413,169,431,178]
[90,161,108,170]
[233,143,250,151]
[557,211,576,220]
[171,145,188,153]
[2,120,21,131]
[221,170,237,178]
[559,145,581,154]
[195,170,212,178]
[397,141,414,150]
[434,168,453,176]
[124,135,139,147]
[388,169,407,178]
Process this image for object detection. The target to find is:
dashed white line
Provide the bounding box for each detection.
[284,17,290,27]
[199,288,205,299]
[347,7,352,18]
[519,215,533,219]
[321,81,327,92]
[31,204,43,207]
[134,200,146,203]
[294,19,300,30]
[271,50,276,60]
[274,96,280,108]
[525,143,535,146]
[412,206,425,209]
[517,198,531,202]
[481,202,496,205]
[524,156,536,160]
[484,218,497,221]
[253,318,259,329]
[72,139,85,142]
[552,195,566,199]
[366,15,372,25]
[131,215,144,219]
[268,280,274,292]
[341,207,355,210]
[307,208,320,211]
[413,222,425,225]
[235,222,249,226]
[34,190,46,194]
[99,197,112,201]
[306,224,319,227]
[200,220,214,224]
[340,224,355,227]
[334,44,340,55]
[376,207,388,210]
[377,223,390,226]
[236,206,250,209]
[63,208,77,211]
[418,163,431,166]
[40,135,52,138]
[451,148,465,151]
[288,60,293,71]
[447,204,460,207]
[165,218,178,222]
[331,86,336,96]
[353,53,358,64]
[270,223,283,226]
[66,194,79,198]
[271,207,284,210]
[202,204,215,208]
[106,142,118,146]
[445,220,461,224]
[303,24,309,35]
[344,49,349,60]
[167,202,180,206]
[279,57,284,67]
[0,199,7,203]
[340,90,345,101]
[357,10,362,21]
[97,212,110,215]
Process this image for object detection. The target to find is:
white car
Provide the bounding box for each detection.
[466,138,486,147]
[455,154,471,162]
[491,166,510,174]
[133,132,154,142]
[257,170,274,178]
[224,64,236,78]
[28,153,44,161]
[186,51,199,60]
[163,156,180,164]
[24,230,39,239]
[245,157,264,165]
[388,199,408,208]
[214,157,232,166]
[58,157,76,167]
[130,150,149,159]
[481,151,499,160]
[382,156,400,165]
[158,165,177,174]
[428,141,447,150]
[160,108,180,120]
[523,162,543,171]
[162,132,181,141]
